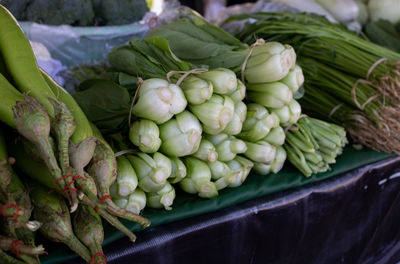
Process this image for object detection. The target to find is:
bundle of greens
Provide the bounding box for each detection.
[143,8,395,154]
[284,117,348,177]
[227,12,400,154]
[0,4,150,262]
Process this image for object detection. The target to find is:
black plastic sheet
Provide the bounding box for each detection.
[89,156,400,264]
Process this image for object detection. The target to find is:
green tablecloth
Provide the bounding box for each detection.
[42,146,393,264]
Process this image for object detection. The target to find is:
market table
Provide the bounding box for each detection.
[41,148,400,264]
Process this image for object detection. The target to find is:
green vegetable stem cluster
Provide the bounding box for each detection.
[84,10,309,207]
[0,5,150,263]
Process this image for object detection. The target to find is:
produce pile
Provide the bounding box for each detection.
[0,5,149,264]
[0,0,149,26]
[7,2,400,263]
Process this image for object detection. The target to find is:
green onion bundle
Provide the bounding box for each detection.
[284,117,348,177]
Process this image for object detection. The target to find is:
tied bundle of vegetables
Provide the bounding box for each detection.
[230,12,400,154]
[284,117,348,177]
[0,4,153,262]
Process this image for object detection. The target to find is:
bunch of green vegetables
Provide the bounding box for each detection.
[0,4,151,263]
[225,12,400,154]
[142,8,394,155]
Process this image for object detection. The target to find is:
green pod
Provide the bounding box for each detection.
[73,205,105,262]
[29,182,91,262]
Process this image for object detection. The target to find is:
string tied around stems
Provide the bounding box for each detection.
[166,68,209,86]
[241,38,265,83]
[351,58,389,110]
[89,252,107,264]
[10,240,24,258]
[128,77,144,128]
[0,203,22,222]
[284,114,308,133]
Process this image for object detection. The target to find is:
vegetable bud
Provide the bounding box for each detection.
[129,119,161,153]
[127,152,171,192]
[180,76,213,105]
[198,68,237,94]
[227,79,246,102]
[115,156,138,197]
[180,157,218,198]
[238,103,280,142]
[146,182,176,210]
[223,101,247,135]
[168,157,187,184]
[190,94,234,134]
[252,162,271,175]
[192,139,218,162]
[280,65,304,93]
[270,99,302,127]
[263,127,286,146]
[245,42,296,83]
[125,189,147,214]
[246,82,293,108]
[271,146,287,173]
[159,111,202,157]
[243,140,277,164]
[205,134,247,162]
[207,160,239,190]
[226,156,254,187]
[132,78,187,124]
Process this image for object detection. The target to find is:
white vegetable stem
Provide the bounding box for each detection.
[246,82,293,108]
[270,99,302,127]
[115,156,138,197]
[159,111,202,157]
[125,189,147,214]
[245,42,296,83]
[146,182,176,210]
[127,152,171,192]
[280,65,304,93]
[198,68,237,94]
[190,94,234,134]
[368,0,400,24]
[316,0,359,22]
[206,134,247,162]
[132,78,187,124]
[180,157,218,198]
[238,103,280,142]
[180,76,213,105]
[129,119,161,153]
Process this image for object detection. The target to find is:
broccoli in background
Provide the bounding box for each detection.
[0,0,31,20]
[24,0,95,26]
[0,0,149,26]
[92,0,149,26]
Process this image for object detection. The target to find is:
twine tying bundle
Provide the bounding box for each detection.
[241,38,265,83]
